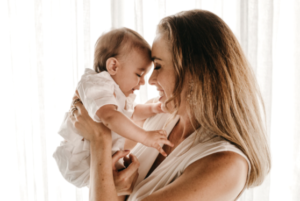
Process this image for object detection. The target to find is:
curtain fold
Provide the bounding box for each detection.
[1,0,299,200]
[294,1,300,201]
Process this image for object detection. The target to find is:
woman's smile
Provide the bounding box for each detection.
[158,90,165,101]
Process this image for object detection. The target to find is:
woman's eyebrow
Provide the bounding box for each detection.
[151,56,162,61]
[138,67,146,71]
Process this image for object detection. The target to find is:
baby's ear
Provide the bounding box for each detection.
[106,57,119,75]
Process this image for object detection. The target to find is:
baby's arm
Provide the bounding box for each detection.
[97,105,173,156]
[131,102,164,122]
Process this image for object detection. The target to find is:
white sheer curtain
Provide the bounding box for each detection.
[1,0,299,200]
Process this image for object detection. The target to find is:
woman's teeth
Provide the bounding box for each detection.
[159,91,164,97]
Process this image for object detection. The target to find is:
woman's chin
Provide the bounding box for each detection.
[159,95,166,104]
[158,96,171,113]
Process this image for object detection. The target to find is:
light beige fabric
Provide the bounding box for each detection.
[128,113,251,201]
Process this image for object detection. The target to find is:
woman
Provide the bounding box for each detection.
[70,9,271,200]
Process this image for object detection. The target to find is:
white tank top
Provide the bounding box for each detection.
[128,113,250,201]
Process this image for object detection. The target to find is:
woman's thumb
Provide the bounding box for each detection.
[112,150,130,170]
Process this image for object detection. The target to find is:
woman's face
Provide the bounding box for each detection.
[149,33,177,112]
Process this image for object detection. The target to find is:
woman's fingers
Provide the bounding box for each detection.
[69,99,82,119]
[129,169,139,192]
[112,150,130,171]
[71,101,87,121]
[123,155,131,168]
[132,170,139,185]
[72,90,80,101]
[114,154,140,195]
[69,110,76,122]
[73,101,83,112]
[121,154,140,177]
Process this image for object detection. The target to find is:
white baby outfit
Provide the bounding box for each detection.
[53,68,136,188]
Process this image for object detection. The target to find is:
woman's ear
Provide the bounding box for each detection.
[106,57,119,75]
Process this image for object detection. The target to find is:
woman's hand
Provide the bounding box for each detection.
[69,94,111,142]
[112,150,140,196]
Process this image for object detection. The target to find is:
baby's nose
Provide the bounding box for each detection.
[148,73,156,85]
[140,76,145,85]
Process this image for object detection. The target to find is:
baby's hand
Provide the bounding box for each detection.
[151,102,165,114]
[142,130,174,157]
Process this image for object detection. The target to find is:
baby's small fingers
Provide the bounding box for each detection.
[160,139,174,147]
[158,130,167,136]
[156,144,167,157]
[160,134,168,139]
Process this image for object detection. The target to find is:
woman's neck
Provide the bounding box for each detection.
[174,113,199,140]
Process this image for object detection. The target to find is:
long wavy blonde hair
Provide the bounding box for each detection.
[158,9,271,188]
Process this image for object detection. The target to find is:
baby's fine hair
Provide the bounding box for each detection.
[94,27,151,73]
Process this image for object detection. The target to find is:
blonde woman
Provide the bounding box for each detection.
[70,10,271,201]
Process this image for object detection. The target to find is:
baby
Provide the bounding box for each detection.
[53,28,173,188]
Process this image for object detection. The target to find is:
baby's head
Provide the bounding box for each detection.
[94,28,152,97]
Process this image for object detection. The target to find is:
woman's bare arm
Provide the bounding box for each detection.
[70,100,140,201]
[142,151,248,201]
[89,140,141,201]
[90,138,118,201]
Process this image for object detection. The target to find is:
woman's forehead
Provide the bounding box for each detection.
[151,34,171,62]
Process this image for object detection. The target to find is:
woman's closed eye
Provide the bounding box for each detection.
[154,65,161,70]
[136,73,141,77]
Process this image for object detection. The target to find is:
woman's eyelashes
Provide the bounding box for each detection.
[136,73,141,77]
[154,65,161,70]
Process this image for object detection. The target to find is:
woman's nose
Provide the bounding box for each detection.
[148,70,157,86]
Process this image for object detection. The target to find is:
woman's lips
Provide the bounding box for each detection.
[159,91,164,97]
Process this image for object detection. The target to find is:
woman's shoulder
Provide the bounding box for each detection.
[182,135,250,198]
[182,135,251,173]
[129,133,250,201]
[181,150,249,200]
[186,139,249,177]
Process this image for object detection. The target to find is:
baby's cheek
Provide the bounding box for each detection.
[136,77,141,85]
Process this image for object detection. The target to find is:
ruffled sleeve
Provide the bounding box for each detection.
[77,69,118,122]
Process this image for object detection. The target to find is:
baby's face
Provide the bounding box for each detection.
[115,49,152,97]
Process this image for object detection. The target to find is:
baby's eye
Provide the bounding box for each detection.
[136,74,141,77]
